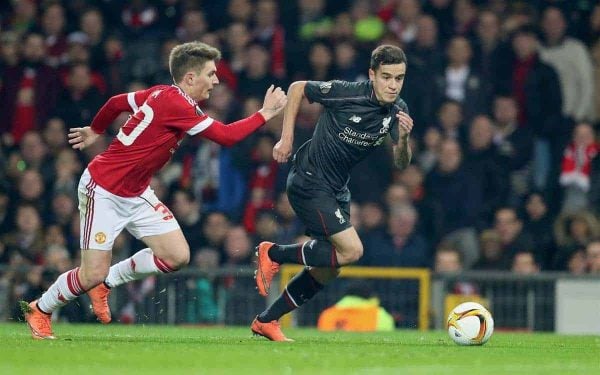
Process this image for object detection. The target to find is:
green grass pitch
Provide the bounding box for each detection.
[1,323,598,374]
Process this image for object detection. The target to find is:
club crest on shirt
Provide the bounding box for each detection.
[95,232,107,244]
[320,81,332,94]
[334,208,346,224]
[380,116,391,133]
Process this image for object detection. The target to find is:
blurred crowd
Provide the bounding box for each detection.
[1,0,600,322]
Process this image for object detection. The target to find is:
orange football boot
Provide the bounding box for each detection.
[251,317,294,342]
[20,300,55,340]
[88,283,112,324]
[254,242,280,297]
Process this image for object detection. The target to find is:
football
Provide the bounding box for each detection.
[447,302,494,346]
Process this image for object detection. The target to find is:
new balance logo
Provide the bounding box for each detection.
[349,115,361,123]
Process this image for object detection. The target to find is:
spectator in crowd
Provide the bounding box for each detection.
[585,240,600,273]
[511,251,540,275]
[297,0,332,41]
[493,207,535,267]
[540,7,595,126]
[508,25,564,195]
[54,63,105,127]
[425,138,482,266]
[522,191,555,269]
[223,226,254,265]
[491,95,533,205]
[559,122,599,213]
[171,189,203,254]
[472,229,507,270]
[362,204,429,268]
[567,249,588,275]
[463,114,509,227]
[471,10,511,110]
[0,32,61,145]
[416,127,441,173]
[39,2,68,68]
[434,243,478,295]
[433,36,486,122]
[1,203,45,265]
[553,210,600,270]
[202,212,231,258]
[433,100,466,146]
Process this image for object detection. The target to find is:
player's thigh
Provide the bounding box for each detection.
[78,171,128,251]
[127,187,189,267]
[287,180,352,240]
[141,229,190,268]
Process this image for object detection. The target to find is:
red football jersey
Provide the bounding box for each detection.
[88,85,215,197]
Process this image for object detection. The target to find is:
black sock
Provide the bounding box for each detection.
[268,240,339,267]
[257,268,324,322]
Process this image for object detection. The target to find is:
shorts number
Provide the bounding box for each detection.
[117,103,154,146]
[153,202,174,221]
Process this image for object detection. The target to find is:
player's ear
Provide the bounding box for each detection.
[368,68,375,81]
[184,71,195,86]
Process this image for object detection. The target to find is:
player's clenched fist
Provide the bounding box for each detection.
[258,85,288,122]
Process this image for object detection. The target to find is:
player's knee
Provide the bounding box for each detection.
[164,244,190,270]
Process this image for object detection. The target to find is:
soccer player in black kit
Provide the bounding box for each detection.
[251,45,414,341]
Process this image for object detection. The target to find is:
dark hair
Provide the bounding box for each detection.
[370,44,407,71]
[169,41,221,83]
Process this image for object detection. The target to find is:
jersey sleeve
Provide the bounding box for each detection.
[90,87,161,134]
[304,80,357,107]
[390,100,410,143]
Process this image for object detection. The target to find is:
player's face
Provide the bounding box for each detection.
[369,63,406,104]
[188,60,219,101]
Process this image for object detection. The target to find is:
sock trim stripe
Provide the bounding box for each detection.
[67,269,83,295]
[153,255,174,273]
[284,288,299,308]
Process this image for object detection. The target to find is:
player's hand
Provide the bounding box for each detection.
[68,126,100,150]
[259,85,288,121]
[396,111,414,139]
[273,139,293,163]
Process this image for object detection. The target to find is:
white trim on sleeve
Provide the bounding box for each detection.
[187,117,214,136]
[127,92,139,113]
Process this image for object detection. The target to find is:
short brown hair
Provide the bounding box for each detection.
[370,44,407,70]
[169,42,221,83]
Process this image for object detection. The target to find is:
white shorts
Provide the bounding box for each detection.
[78,168,180,250]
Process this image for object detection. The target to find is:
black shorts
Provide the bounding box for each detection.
[286,166,351,240]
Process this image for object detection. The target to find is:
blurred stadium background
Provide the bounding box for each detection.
[0,0,599,334]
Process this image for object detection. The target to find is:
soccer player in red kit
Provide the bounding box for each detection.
[21,41,287,339]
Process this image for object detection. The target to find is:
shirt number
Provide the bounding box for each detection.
[117,102,154,146]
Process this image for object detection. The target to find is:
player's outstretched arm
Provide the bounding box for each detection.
[393,111,414,169]
[68,126,100,150]
[199,85,286,147]
[273,81,306,163]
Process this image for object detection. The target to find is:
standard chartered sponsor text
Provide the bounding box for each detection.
[338,127,381,147]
